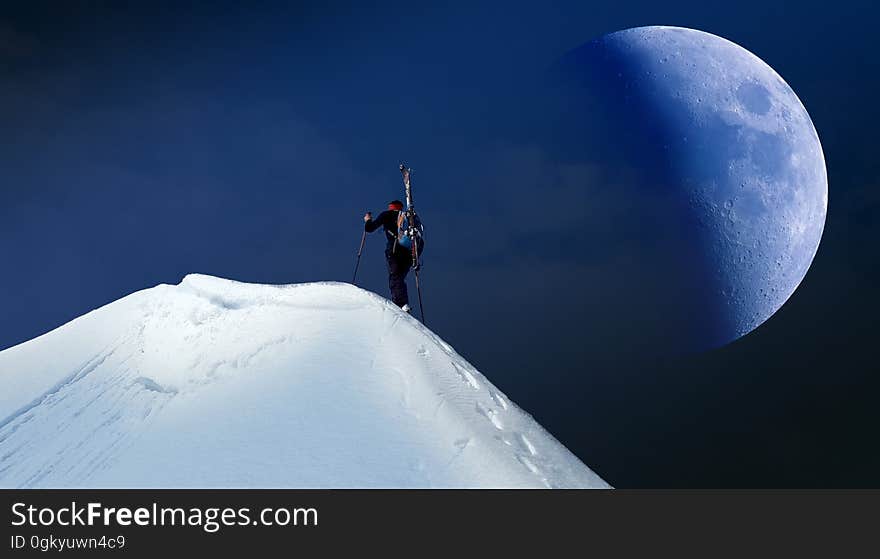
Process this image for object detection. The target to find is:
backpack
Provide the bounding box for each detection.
[396,210,425,253]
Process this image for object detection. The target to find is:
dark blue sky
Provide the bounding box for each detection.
[2,1,877,487]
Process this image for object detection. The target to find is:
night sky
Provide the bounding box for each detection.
[1,1,877,487]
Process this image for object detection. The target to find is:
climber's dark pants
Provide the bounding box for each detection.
[385,247,412,308]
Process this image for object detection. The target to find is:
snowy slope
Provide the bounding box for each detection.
[0,275,608,488]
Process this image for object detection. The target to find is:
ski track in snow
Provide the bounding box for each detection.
[0,274,609,489]
[0,344,177,487]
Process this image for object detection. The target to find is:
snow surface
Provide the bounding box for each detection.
[0,275,609,488]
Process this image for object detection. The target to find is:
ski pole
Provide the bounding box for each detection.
[352,229,367,285]
[413,268,426,325]
[411,241,426,324]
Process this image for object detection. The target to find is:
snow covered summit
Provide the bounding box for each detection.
[0,274,608,488]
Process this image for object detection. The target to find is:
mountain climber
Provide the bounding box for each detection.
[363,200,413,312]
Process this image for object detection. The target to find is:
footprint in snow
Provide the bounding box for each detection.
[515,432,537,456]
[452,363,480,390]
[476,402,503,430]
[516,454,540,474]
[490,391,508,410]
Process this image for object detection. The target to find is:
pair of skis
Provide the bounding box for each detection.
[399,163,425,325]
[351,163,426,325]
